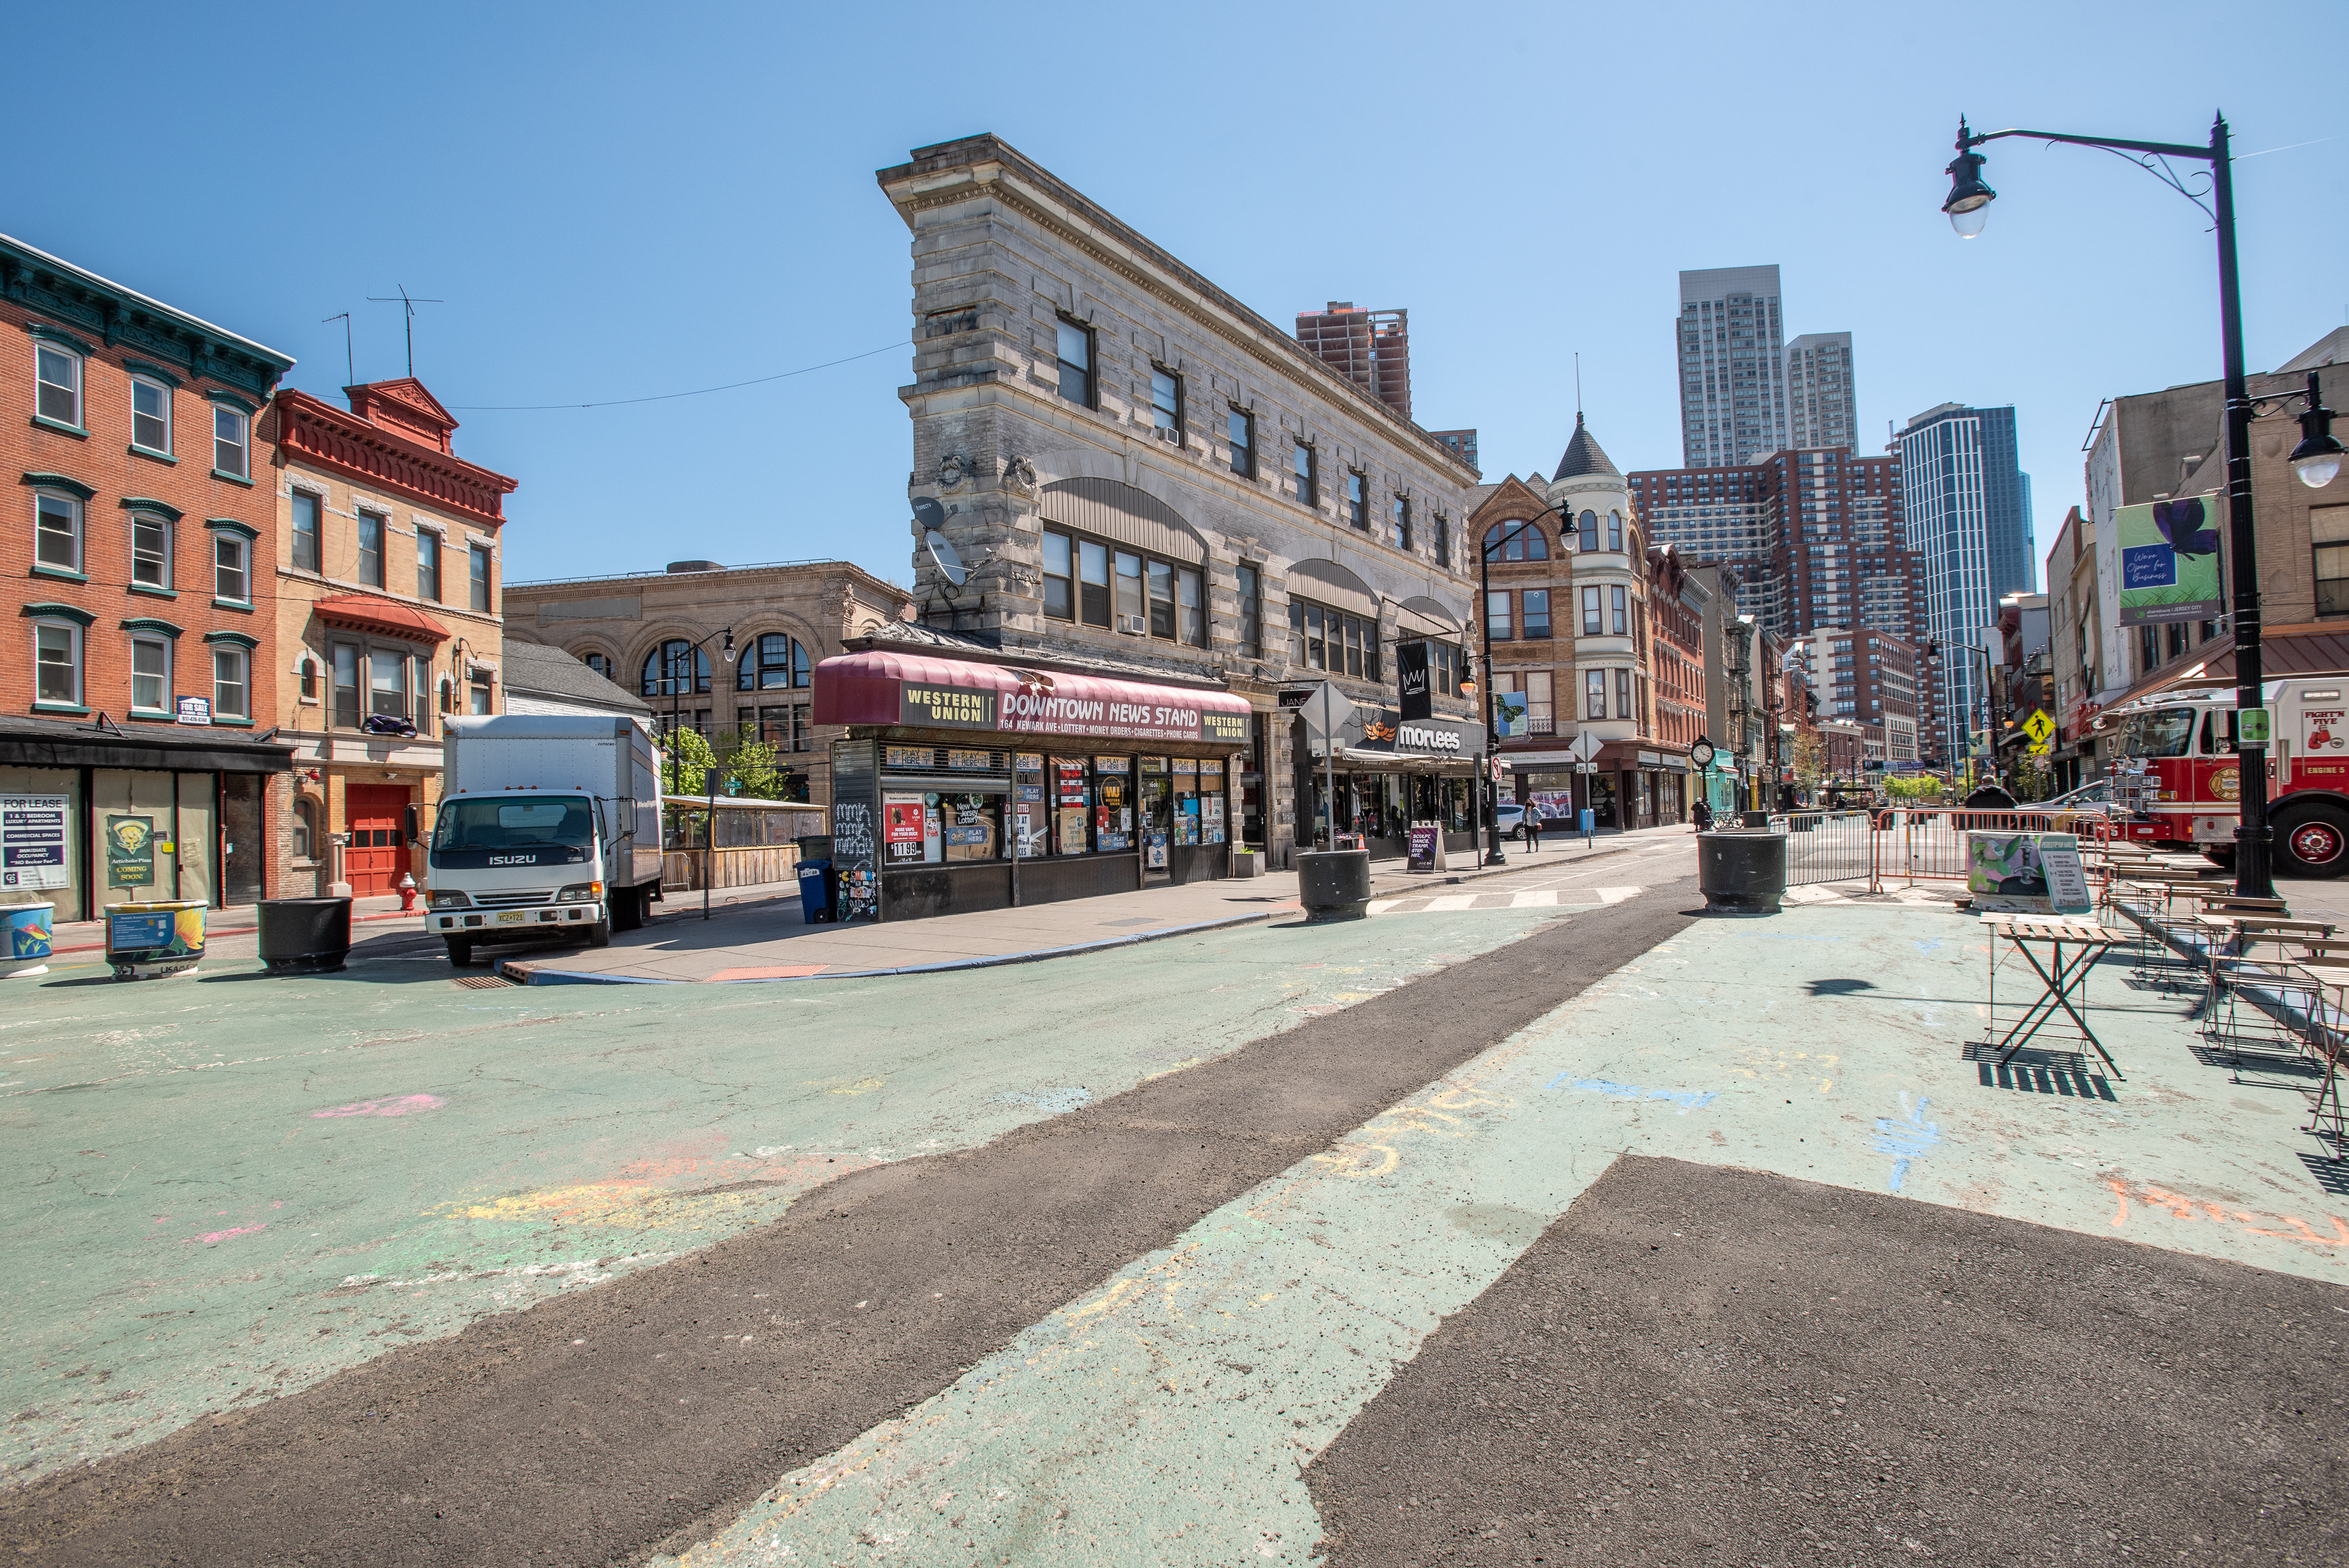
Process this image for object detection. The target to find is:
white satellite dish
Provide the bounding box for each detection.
[924,529,970,588]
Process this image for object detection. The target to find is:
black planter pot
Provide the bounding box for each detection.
[1297,848,1372,919]
[1696,831,1787,915]
[256,897,352,973]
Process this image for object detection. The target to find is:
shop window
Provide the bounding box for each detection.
[357,511,385,587]
[1293,442,1317,506]
[1586,668,1607,720]
[213,646,250,720]
[737,632,809,690]
[641,640,713,697]
[1581,585,1602,636]
[470,543,493,611]
[35,491,82,573]
[1392,495,1411,551]
[1055,318,1094,407]
[213,530,248,602]
[1236,564,1261,656]
[1522,590,1551,639]
[35,343,81,426]
[131,376,172,454]
[1150,367,1182,439]
[1578,510,1598,553]
[33,621,80,705]
[130,635,171,713]
[332,642,361,727]
[1486,590,1512,641]
[292,491,323,573]
[1227,407,1254,478]
[129,513,173,590]
[1042,530,1073,620]
[213,405,249,478]
[417,529,442,602]
[1346,470,1368,530]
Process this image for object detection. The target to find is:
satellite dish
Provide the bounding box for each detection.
[925,529,970,587]
[912,497,947,532]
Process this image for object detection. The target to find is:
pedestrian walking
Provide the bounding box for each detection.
[1524,811,1542,853]
[1691,799,1714,833]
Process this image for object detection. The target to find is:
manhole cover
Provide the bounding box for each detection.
[452,974,519,989]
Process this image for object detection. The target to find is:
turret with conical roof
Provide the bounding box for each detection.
[1552,413,1620,482]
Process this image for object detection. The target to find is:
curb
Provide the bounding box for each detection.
[48,906,423,958]
[496,910,1281,987]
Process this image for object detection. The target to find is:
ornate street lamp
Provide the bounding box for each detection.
[1939,112,2286,895]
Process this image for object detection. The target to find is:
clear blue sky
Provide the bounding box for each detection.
[15,1,2342,592]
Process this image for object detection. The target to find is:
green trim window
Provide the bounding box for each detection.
[212,644,250,720]
[213,529,249,603]
[33,619,80,706]
[417,527,442,602]
[469,542,493,612]
[292,490,322,572]
[1150,367,1182,440]
[1287,596,1379,680]
[357,510,385,587]
[35,343,80,427]
[34,490,80,573]
[1292,442,1316,507]
[1055,318,1094,408]
[213,405,249,478]
[1226,407,1254,478]
[130,633,172,713]
[131,376,172,455]
[130,511,173,590]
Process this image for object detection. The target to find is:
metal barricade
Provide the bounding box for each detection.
[1869,809,2066,892]
[1775,810,1876,887]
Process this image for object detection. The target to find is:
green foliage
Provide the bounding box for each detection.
[1789,731,1828,790]
[2009,756,2054,803]
[718,729,784,801]
[1884,773,1946,804]
[661,725,718,795]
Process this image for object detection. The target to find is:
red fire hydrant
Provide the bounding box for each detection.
[397,871,420,914]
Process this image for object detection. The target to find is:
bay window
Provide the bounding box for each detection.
[1586,669,1607,720]
[1581,585,1602,636]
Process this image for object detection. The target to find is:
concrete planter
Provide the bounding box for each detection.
[1696,831,1787,915]
[1297,848,1372,919]
[1230,848,1263,878]
[257,897,352,974]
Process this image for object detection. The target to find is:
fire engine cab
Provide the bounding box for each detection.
[2104,675,2349,877]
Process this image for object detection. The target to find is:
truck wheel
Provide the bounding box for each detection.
[2277,806,2349,879]
[445,938,475,967]
[611,886,643,931]
[2201,845,2236,870]
[587,919,611,949]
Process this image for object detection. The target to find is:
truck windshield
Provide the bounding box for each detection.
[433,796,596,851]
[2119,707,2197,758]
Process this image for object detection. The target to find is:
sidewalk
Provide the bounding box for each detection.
[38,890,420,957]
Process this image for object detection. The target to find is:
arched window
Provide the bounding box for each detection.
[582,651,615,680]
[292,797,317,861]
[1578,510,1599,553]
[736,633,810,692]
[1608,510,1623,552]
[298,656,318,701]
[440,677,455,713]
[640,639,712,697]
[1482,521,1548,562]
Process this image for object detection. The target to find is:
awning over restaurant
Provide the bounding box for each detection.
[813,649,1251,745]
[2092,621,2349,727]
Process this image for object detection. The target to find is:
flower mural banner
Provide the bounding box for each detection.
[2116,495,2222,625]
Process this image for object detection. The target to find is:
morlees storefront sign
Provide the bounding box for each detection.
[821,649,1252,744]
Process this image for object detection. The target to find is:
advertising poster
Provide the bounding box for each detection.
[2116,497,2223,625]
[1967,831,2091,914]
[1203,794,1225,844]
[2303,706,2348,756]
[1493,690,1529,740]
[1,793,71,891]
[1056,806,1088,855]
[1145,833,1168,869]
[1096,775,1130,852]
[1407,822,1443,872]
[105,814,157,889]
[883,797,927,863]
[1397,640,1432,720]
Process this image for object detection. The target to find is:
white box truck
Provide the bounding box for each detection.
[423,715,664,966]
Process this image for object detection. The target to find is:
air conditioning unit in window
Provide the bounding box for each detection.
[1116,615,1148,636]
[1157,426,1182,444]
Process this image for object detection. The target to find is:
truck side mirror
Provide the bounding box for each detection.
[405,804,421,844]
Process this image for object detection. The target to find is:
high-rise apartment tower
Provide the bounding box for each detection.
[1786,331,1857,451]
[1676,266,1787,467]
[1295,302,1410,422]
[1896,402,2034,762]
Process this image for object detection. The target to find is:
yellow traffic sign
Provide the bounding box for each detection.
[2021,709,2054,744]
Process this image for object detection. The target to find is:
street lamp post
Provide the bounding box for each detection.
[1937,112,2342,895]
[663,627,736,795]
[1477,513,1547,868]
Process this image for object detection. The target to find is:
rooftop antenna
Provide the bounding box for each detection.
[1574,352,1583,418]
[364,285,443,377]
[322,313,353,385]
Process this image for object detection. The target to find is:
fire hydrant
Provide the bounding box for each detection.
[397,871,420,914]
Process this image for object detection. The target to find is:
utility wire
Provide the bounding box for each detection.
[446,341,904,411]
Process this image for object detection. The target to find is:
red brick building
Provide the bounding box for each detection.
[1,232,296,920]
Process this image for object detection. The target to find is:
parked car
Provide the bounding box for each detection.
[1494,802,1528,839]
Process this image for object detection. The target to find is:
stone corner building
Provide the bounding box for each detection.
[872,134,1481,872]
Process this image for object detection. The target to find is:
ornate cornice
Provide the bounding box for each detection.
[272,390,517,527]
[0,234,292,401]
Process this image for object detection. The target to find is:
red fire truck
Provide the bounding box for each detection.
[2104,674,2349,876]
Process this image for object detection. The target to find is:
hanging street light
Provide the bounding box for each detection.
[2287,372,2342,489]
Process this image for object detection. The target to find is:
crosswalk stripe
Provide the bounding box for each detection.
[1511,889,1559,907]
[1597,886,1640,904]
[1422,895,1478,912]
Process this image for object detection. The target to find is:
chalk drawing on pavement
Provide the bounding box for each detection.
[310,1093,445,1118]
[2106,1178,2349,1252]
[1871,1092,1941,1193]
[1545,1073,1717,1112]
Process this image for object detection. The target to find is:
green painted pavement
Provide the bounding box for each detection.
[660,899,2349,1568]
[0,900,1600,1486]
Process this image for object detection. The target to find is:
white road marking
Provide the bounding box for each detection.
[1422,895,1478,912]
[1510,890,1559,908]
[1597,887,1640,904]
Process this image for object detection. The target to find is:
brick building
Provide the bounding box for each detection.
[503,558,911,806]
[2,232,296,921]
[262,378,517,897]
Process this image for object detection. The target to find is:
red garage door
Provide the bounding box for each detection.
[345,784,409,897]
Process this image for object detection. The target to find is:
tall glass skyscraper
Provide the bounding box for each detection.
[1677,266,1788,467]
[1897,403,2034,762]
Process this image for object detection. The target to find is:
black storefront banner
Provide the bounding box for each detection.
[1397,641,1431,721]
[1351,711,1480,761]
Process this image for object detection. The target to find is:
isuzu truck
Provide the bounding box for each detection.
[423,715,664,965]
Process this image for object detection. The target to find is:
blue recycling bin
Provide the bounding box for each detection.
[797,859,834,923]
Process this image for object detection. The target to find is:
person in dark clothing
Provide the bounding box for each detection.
[1524,810,1543,853]
[1963,781,2018,809]
[1691,799,1714,832]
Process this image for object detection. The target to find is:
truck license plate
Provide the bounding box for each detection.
[497,911,526,925]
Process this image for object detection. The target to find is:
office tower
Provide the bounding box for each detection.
[1786,331,1858,451]
[1676,266,1787,467]
[1897,402,2031,761]
[1295,302,1410,421]
[1428,429,1479,470]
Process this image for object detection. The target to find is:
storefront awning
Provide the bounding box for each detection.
[814,649,1251,745]
[2093,621,2349,726]
[312,593,452,645]
[0,712,294,773]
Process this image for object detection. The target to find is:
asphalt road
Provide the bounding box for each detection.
[1308,1156,2348,1567]
[0,873,1703,1565]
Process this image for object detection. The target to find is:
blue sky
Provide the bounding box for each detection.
[15,1,2342,592]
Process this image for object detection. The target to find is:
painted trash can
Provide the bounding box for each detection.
[106,900,206,979]
[6,902,54,975]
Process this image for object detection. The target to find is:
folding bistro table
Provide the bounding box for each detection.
[1983,914,2124,1075]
